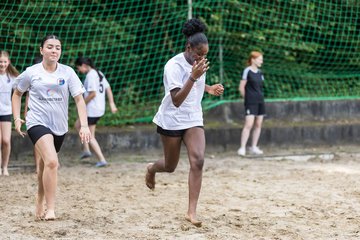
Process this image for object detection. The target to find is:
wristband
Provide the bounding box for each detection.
[14,117,22,122]
[81,125,88,128]
[189,76,197,82]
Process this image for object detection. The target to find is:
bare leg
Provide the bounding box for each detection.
[35,155,45,219]
[35,134,59,220]
[0,122,11,176]
[75,119,91,154]
[88,125,106,162]
[34,148,41,174]
[82,142,91,153]
[183,127,205,227]
[251,116,264,147]
[0,126,2,176]
[145,134,182,190]
[240,115,255,149]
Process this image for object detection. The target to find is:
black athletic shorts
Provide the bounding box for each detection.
[0,114,12,122]
[156,125,204,138]
[27,125,66,153]
[88,117,101,125]
[244,103,266,116]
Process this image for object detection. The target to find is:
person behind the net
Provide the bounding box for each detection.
[145,18,224,227]
[0,50,19,176]
[12,35,91,220]
[74,56,118,167]
[237,51,265,156]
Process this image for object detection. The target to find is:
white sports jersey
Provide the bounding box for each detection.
[16,63,85,135]
[153,53,206,130]
[0,73,16,115]
[83,69,110,117]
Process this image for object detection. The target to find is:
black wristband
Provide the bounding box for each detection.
[189,76,197,82]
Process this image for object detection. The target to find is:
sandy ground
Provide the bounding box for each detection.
[1,145,360,240]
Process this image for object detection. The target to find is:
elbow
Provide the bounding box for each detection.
[171,96,182,108]
[172,99,182,108]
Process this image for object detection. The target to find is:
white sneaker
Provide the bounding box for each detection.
[237,147,246,156]
[249,146,263,155]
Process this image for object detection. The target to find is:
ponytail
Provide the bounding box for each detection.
[75,56,103,82]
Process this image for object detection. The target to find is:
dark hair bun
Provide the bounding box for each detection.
[182,18,206,38]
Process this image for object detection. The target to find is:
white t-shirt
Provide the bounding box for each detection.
[0,73,16,115]
[153,53,206,130]
[83,69,110,117]
[16,63,85,135]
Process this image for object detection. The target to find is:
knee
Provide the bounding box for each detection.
[190,154,204,171]
[254,122,262,129]
[1,138,10,148]
[45,159,59,169]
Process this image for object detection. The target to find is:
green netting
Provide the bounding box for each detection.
[1,0,359,125]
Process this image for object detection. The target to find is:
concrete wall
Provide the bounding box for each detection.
[206,99,360,123]
[10,100,360,158]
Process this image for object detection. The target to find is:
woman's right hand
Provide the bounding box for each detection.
[79,126,91,144]
[14,118,26,137]
[191,58,209,80]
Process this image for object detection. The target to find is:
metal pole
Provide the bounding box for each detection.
[219,39,224,87]
[218,2,232,123]
[219,1,224,91]
[188,0,192,19]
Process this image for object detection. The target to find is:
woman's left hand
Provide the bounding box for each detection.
[208,84,224,96]
[110,103,118,113]
[79,126,91,144]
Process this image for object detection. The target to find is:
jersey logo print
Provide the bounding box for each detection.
[58,78,65,85]
[47,89,57,96]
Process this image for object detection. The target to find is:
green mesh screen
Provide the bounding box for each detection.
[1,1,359,125]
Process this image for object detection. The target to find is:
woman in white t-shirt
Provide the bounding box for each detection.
[75,56,118,167]
[12,35,91,221]
[0,50,19,176]
[145,19,224,227]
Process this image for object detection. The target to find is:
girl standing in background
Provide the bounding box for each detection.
[238,51,265,156]
[0,51,19,176]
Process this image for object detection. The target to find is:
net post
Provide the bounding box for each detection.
[187,0,192,19]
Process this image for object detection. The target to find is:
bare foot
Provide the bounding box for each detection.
[35,197,45,220]
[44,209,56,221]
[3,168,9,176]
[185,214,202,227]
[145,163,155,190]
